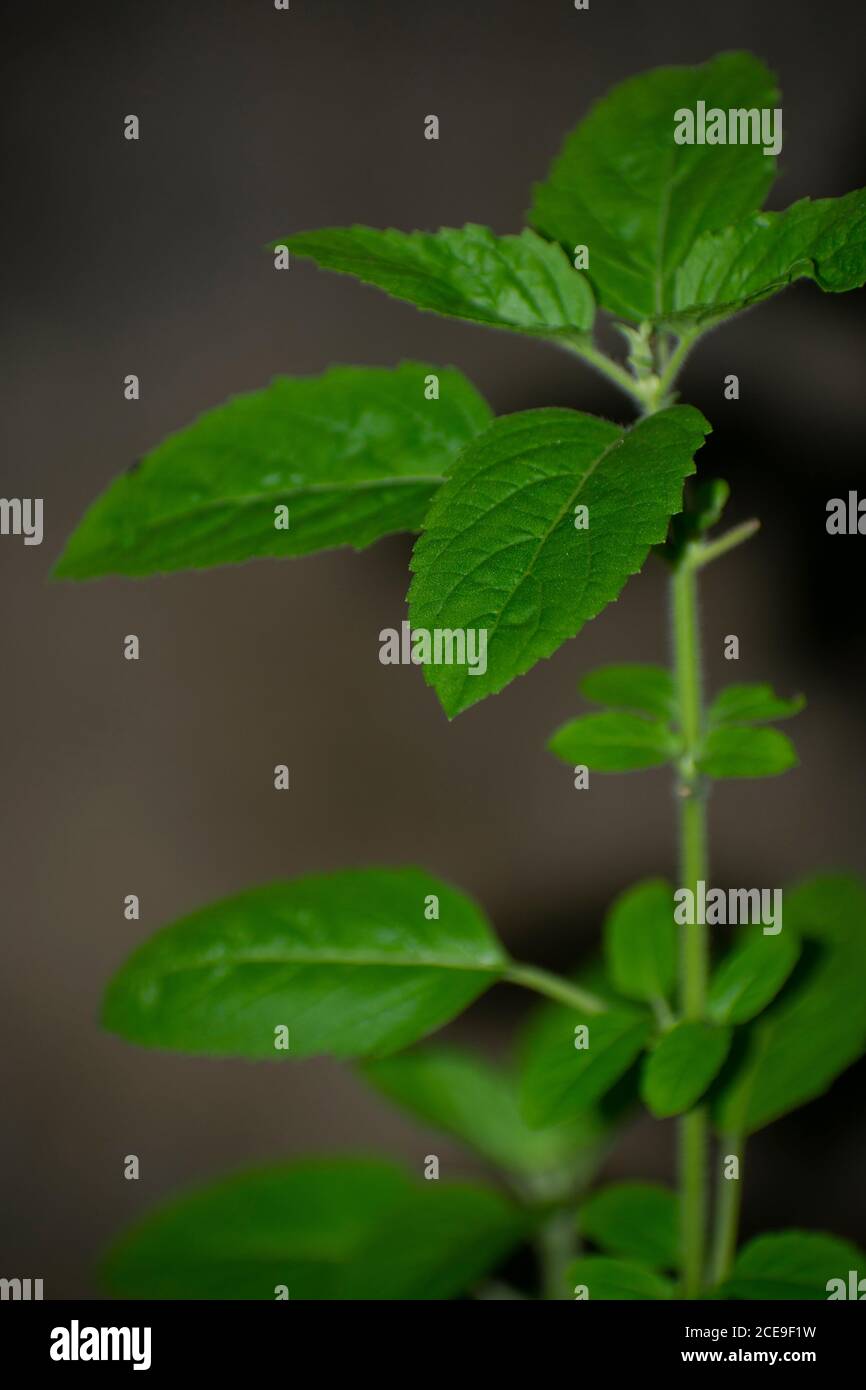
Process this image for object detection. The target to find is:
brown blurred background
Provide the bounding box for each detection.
[2,0,866,1296]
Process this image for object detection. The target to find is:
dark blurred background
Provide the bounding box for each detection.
[2,0,865,1296]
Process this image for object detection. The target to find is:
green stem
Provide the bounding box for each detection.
[693,519,760,570]
[506,962,607,1015]
[559,335,645,406]
[671,548,710,1297]
[711,1133,744,1286]
[536,1207,578,1300]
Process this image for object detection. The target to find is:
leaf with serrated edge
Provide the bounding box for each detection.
[283,224,594,337]
[670,189,866,325]
[54,363,491,579]
[102,868,507,1059]
[530,52,779,322]
[409,405,710,717]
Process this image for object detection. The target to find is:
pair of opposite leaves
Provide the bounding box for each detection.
[54,52,866,717]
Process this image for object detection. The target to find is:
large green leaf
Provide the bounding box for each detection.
[707,683,805,727]
[409,405,709,716]
[579,1182,678,1270]
[671,189,866,325]
[530,52,779,322]
[283,224,594,337]
[568,1255,674,1300]
[707,929,801,1025]
[364,1046,601,1176]
[520,1004,651,1128]
[579,663,676,720]
[548,713,680,773]
[54,363,491,578]
[723,1231,865,1300]
[696,726,798,778]
[641,1020,732,1118]
[713,875,866,1134]
[604,879,677,1003]
[101,1158,524,1300]
[103,868,507,1059]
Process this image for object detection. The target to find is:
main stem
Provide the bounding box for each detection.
[671,550,710,1297]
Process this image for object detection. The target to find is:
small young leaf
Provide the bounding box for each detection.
[101,1158,525,1300]
[708,683,805,727]
[579,1182,678,1270]
[54,363,491,578]
[579,663,675,720]
[697,726,798,778]
[530,52,779,322]
[549,713,680,773]
[409,405,709,717]
[707,929,801,1025]
[520,1005,652,1128]
[604,879,677,1003]
[671,189,866,325]
[567,1256,674,1300]
[103,868,507,1059]
[713,876,866,1134]
[641,1021,732,1118]
[723,1231,865,1300]
[283,224,594,337]
[364,1047,601,1176]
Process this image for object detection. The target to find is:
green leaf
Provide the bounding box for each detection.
[697,726,798,778]
[723,1231,865,1300]
[529,52,779,322]
[713,875,866,1134]
[671,189,866,325]
[707,929,801,1025]
[283,224,594,337]
[568,1255,674,1300]
[101,1158,525,1300]
[549,713,680,773]
[102,868,507,1059]
[54,363,491,579]
[642,1021,732,1118]
[579,663,675,719]
[363,1046,600,1176]
[409,405,709,716]
[579,1182,678,1269]
[708,683,805,727]
[520,1005,652,1128]
[604,879,677,1003]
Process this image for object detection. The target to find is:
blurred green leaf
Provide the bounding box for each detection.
[697,726,798,778]
[579,1182,678,1269]
[723,1231,865,1300]
[520,1005,651,1128]
[567,1255,674,1300]
[549,713,681,772]
[708,683,805,727]
[642,1021,732,1118]
[579,664,675,720]
[102,1158,525,1300]
[604,879,677,1004]
[707,929,801,1025]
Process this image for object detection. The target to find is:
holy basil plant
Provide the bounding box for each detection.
[58,52,866,1300]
